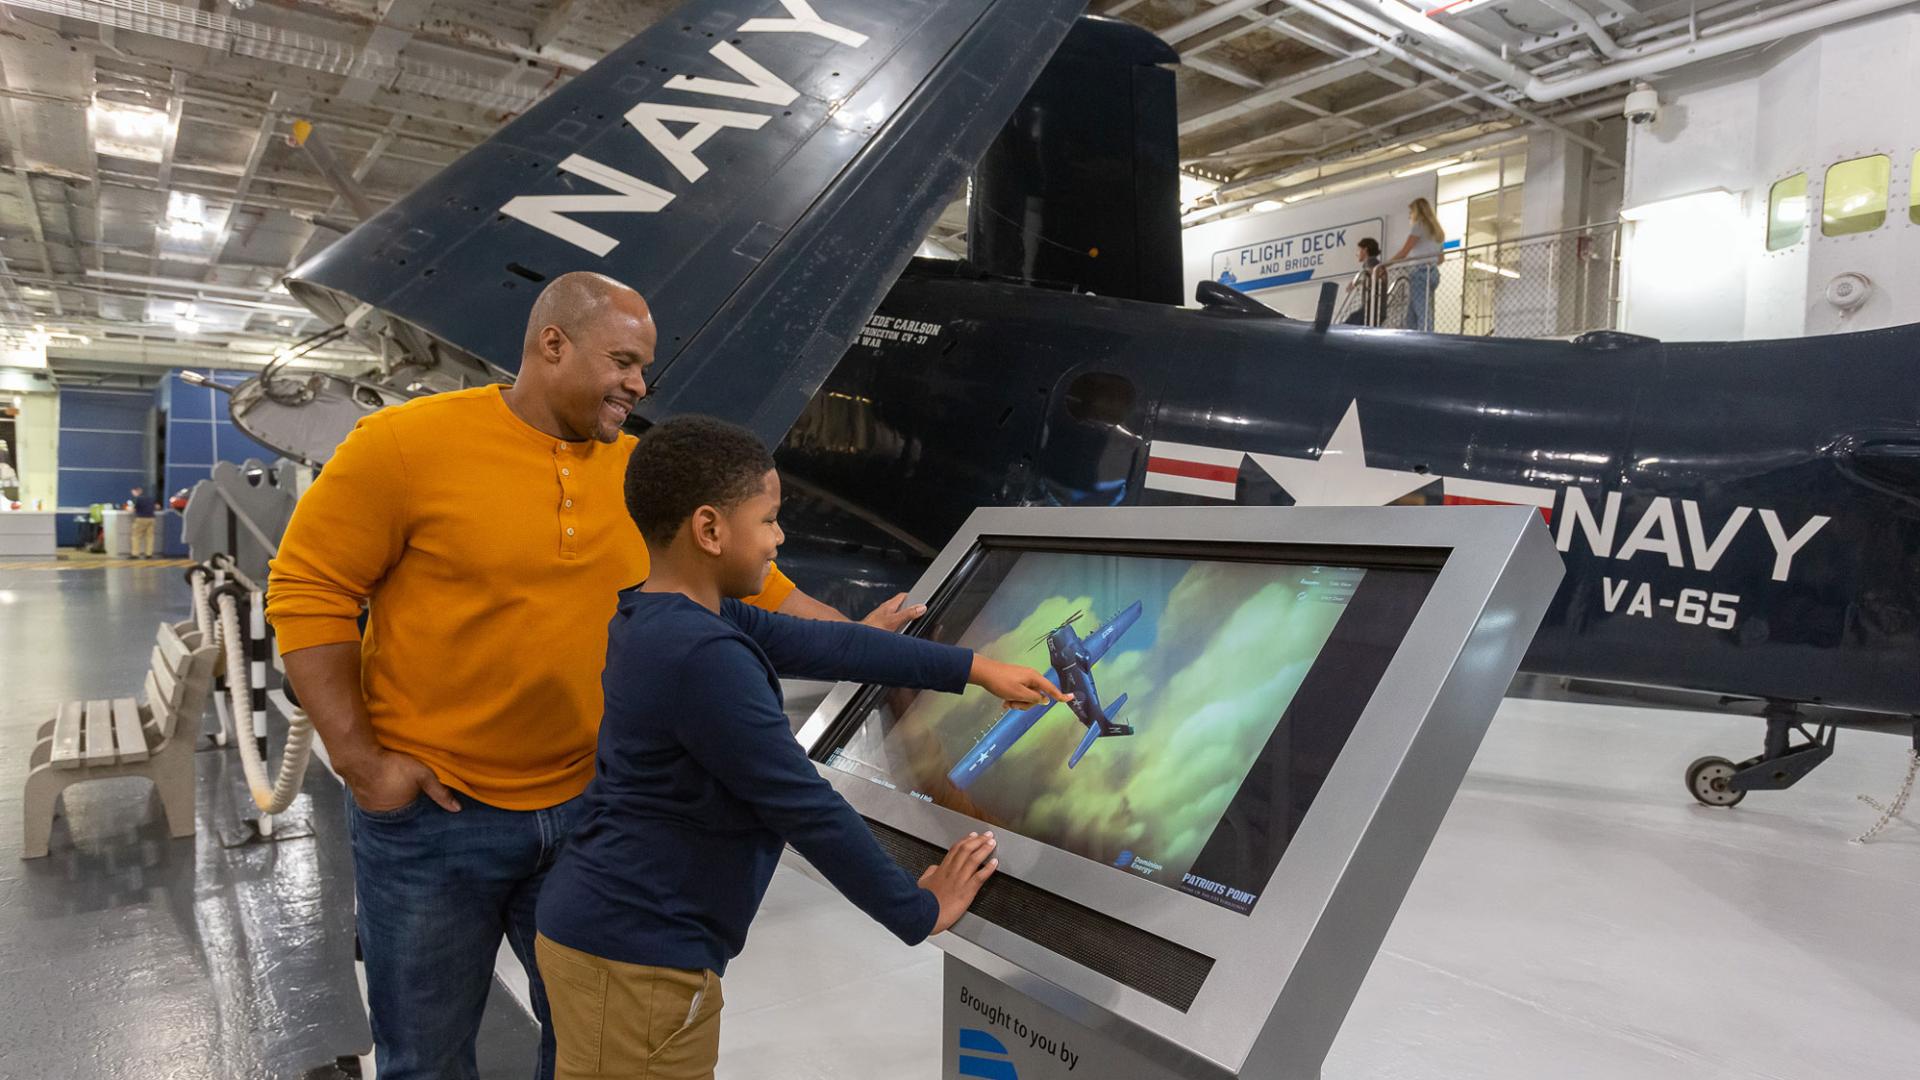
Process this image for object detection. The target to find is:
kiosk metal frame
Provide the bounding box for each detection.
[798,505,1562,1079]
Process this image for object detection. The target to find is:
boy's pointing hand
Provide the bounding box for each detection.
[970,655,1072,712]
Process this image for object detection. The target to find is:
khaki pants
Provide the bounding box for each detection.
[130,517,156,557]
[536,933,723,1080]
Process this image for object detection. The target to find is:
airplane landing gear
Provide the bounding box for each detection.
[1685,703,1834,807]
[1686,756,1743,806]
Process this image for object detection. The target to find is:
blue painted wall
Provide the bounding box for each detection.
[56,388,151,546]
[160,371,277,555]
[48,373,281,550]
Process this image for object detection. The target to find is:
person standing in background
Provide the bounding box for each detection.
[127,485,157,558]
[1344,238,1387,326]
[1384,198,1446,331]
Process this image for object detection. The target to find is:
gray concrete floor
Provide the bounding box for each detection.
[0,564,535,1079]
[6,564,1920,1079]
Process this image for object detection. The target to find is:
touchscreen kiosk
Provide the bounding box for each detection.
[797,506,1561,1080]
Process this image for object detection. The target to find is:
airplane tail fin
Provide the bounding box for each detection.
[966,18,1181,304]
[1067,693,1130,769]
[1067,722,1102,770]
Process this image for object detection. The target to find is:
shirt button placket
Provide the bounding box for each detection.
[558,448,578,556]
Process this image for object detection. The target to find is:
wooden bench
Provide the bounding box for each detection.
[21,621,219,858]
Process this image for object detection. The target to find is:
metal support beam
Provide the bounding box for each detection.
[533,0,591,49]
[1189,81,1470,166]
[209,91,298,274]
[288,120,375,221]
[1179,55,1373,136]
[1184,54,1267,89]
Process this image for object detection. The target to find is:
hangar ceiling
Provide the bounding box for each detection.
[0,0,1857,381]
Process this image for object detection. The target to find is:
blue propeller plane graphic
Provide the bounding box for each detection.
[947,601,1145,790]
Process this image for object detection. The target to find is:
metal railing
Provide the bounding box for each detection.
[1338,222,1621,338]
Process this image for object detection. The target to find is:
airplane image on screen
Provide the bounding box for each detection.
[947,600,1145,791]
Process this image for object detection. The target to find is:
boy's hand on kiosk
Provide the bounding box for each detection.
[920,831,999,934]
[970,656,1072,712]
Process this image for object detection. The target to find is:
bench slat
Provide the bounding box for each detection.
[144,670,169,722]
[112,698,148,762]
[157,622,192,675]
[83,699,116,765]
[151,655,180,717]
[50,701,84,769]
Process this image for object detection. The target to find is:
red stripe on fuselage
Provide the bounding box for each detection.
[1148,458,1239,484]
[1442,493,1553,523]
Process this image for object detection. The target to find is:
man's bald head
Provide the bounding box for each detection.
[522,271,647,356]
[510,271,657,443]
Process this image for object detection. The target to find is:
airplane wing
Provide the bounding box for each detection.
[286,0,1089,448]
[1079,600,1144,665]
[946,677,1061,791]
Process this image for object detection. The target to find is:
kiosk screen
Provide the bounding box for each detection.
[822,542,1436,916]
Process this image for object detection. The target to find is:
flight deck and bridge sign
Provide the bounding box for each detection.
[1212,217,1384,293]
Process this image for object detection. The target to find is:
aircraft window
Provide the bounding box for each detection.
[1821,155,1890,237]
[1765,172,1806,250]
[1911,150,1920,224]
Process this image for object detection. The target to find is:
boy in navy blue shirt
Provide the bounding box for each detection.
[535,416,1065,1079]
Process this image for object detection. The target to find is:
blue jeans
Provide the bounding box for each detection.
[347,790,583,1080]
[1405,263,1440,331]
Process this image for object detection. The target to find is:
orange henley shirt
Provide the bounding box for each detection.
[265,385,796,810]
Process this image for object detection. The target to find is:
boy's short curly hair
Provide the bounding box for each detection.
[624,415,776,548]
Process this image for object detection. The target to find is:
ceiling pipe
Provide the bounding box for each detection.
[1340,0,1537,87]
[1530,0,1917,99]
[1294,0,1919,102]
[1614,0,1833,52]
[1534,0,1627,60]
[1292,0,1618,164]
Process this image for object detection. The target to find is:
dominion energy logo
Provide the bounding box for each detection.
[958,1028,1018,1079]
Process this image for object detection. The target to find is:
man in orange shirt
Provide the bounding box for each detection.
[268,272,918,1080]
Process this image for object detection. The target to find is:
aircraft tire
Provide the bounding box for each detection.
[1686,756,1745,807]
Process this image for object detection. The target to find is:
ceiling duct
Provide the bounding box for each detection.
[0,0,548,112]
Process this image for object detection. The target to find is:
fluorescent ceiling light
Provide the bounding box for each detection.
[1436,160,1482,176]
[1469,259,1521,280]
[1252,199,1285,213]
[174,318,201,335]
[1620,188,1737,221]
[1392,158,1461,178]
[90,97,172,163]
[166,191,206,224]
[1406,142,1429,153]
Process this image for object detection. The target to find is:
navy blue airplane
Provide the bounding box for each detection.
[249,1,1920,808]
[948,600,1145,791]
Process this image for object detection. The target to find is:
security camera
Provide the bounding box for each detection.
[1623,83,1660,126]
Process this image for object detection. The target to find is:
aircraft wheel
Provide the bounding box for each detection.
[1686,756,1745,807]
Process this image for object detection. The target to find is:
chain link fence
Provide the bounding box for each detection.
[1339,222,1622,338]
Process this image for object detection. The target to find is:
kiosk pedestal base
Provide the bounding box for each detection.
[943,957,1293,1080]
